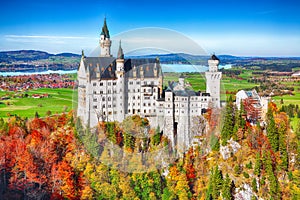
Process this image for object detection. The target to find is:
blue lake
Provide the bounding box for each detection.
[0,64,232,76]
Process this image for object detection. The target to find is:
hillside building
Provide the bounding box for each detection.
[77,19,222,153]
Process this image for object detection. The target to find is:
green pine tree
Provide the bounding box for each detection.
[222,174,233,200]
[221,97,235,145]
[252,178,258,192]
[266,108,279,151]
[254,153,261,176]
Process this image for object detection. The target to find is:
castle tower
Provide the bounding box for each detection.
[115,41,125,121]
[205,55,222,108]
[100,18,112,57]
[163,88,175,150]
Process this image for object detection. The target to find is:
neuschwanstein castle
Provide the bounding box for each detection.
[77,19,222,152]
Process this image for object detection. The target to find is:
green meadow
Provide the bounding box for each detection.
[0,69,299,125]
[0,88,77,118]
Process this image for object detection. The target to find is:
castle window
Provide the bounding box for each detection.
[113,82,116,85]
[149,109,151,113]
[108,90,111,94]
[138,109,140,113]
[168,98,170,101]
[93,98,97,102]
[133,96,135,100]
[148,103,151,106]
[153,88,156,92]
[102,105,105,108]
[93,105,97,109]
[114,111,117,114]
[151,81,154,85]
[129,81,133,85]
[128,89,130,92]
[93,83,96,86]
[128,109,131,113]
[144,89,146,92]
[108,105,111,108]
[100,91,103,94]
[153,103,155,106]
[133,103,135,106]
[133,89,135,92]
[102,97,105,101]
[182,111,184,113]
[168,111,170,114]
[168,104,170,108]
[100,82,103,86]
[137,81,140,84]
[93,91,96,94]
[144,110,146,113]
[154,109,156,112]
[113,97,116,100]
[108,111,112,115]
[137,89,140,92]
[103,111,106,115]
[138,96,140,99]
[143,103,146,106]
[108,97,111,101]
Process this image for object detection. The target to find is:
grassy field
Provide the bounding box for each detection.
[0,88,77,119]
[184,71,259,93]
[1,69,299,126]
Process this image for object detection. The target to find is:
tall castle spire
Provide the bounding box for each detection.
[117,40,124,59]
[101,18,110,38]
[100,18,112,57]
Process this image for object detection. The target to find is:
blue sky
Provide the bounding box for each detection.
[0,0,299,56]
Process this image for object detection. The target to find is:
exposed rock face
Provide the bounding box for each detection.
[220,138,241,160]
[234,184,255,200]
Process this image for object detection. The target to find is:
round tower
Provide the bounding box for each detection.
[205,54,222,108]
[100,18,112,57]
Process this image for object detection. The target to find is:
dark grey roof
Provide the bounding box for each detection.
[125,58,162,79]
[173,89,196,97]
[84,57,116,80]
[211,54,219,61]
[117,41,124,59]
[101,18,110,38]
[84,57,162,80]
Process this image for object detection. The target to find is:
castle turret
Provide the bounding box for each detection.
[205,54,222,108]
[179,74,185,86]
[115,41,125,122]
[163,88,175,150]
[100,18,112,57]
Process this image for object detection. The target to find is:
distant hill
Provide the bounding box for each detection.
[0,50,80,63]
[0,50,81,72]
[128,53,300,71]
[1,50,300,72]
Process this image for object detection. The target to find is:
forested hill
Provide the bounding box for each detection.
[0,50,80,72]
[0,101,299,199]
[1,50,300,72]
[0,50,80,62]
